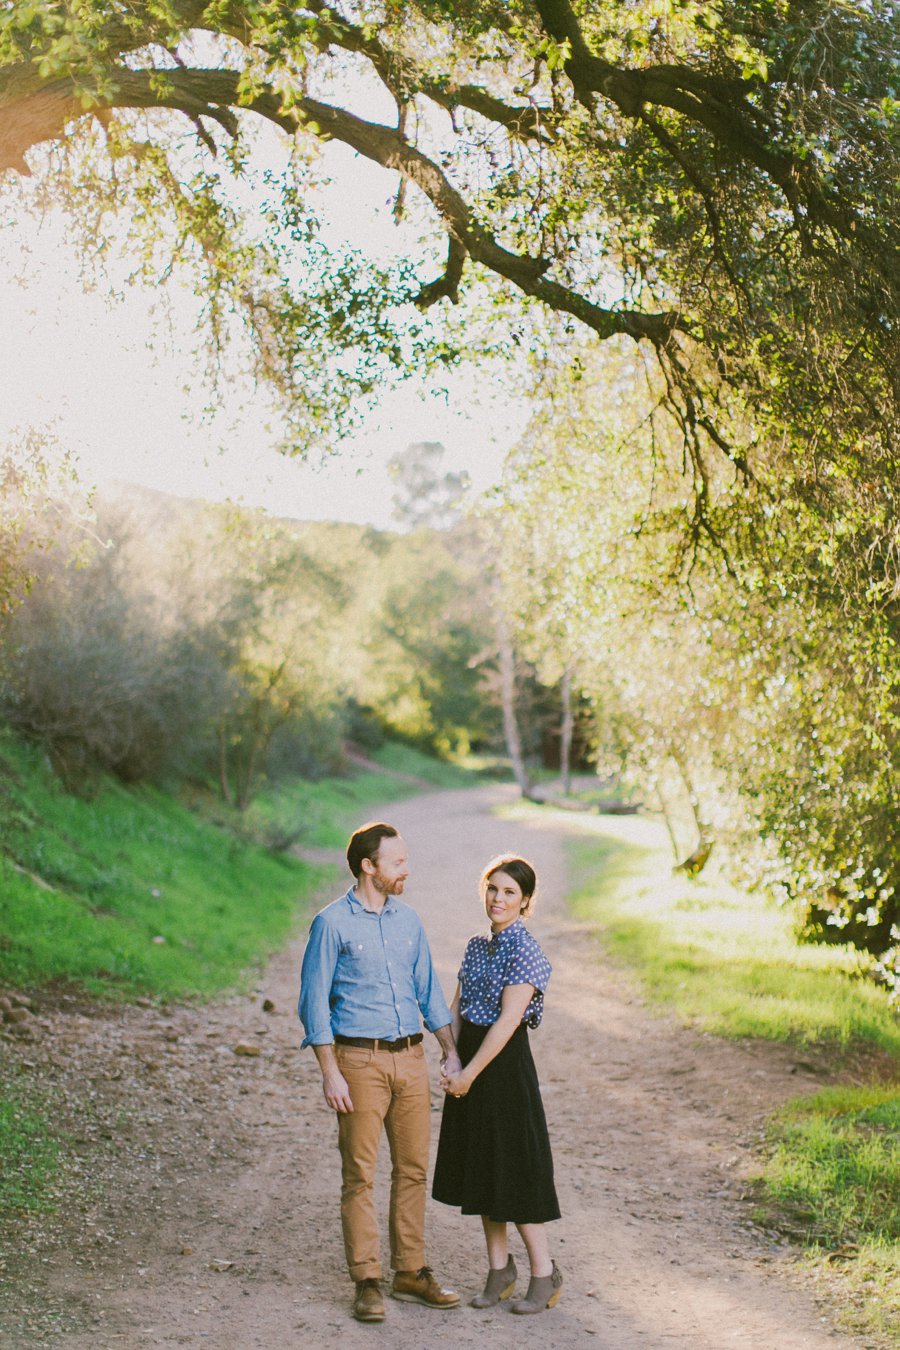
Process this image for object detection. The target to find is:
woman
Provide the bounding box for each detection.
[432,854,562,1314]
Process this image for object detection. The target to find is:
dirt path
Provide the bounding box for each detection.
[0,784,870,1349]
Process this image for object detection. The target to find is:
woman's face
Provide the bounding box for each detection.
[484,869,526,932]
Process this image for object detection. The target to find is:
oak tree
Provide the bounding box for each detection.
[1,2,895,490]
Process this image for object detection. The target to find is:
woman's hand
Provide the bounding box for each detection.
[440,1069,472,1098]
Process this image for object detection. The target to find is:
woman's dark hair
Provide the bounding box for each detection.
[480,854,538,917]
[347,821,398,879]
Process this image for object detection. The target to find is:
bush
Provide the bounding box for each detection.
[0,539,228,788]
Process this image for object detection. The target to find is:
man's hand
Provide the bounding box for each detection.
[322,1067,354,1114]
[440,1049,462,1080]
[312,1044,353,1113]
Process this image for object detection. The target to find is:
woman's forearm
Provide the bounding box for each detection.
[444,983,534,1097]
[450,987,462,1042]
[459,1012,521,1084]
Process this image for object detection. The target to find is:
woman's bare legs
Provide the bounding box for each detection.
[481,1217,552,1276]
[515,1222,552,1277]
[481,1216,509,1269]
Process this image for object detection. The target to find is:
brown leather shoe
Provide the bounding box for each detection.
[353,1278,385,1322]
[391,1266,460,1308]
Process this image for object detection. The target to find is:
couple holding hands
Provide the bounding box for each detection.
[298,821,562,1324]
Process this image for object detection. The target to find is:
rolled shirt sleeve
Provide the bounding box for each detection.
[298,911,340,1048]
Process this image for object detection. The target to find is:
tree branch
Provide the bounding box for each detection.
[415,235,466,308]
[297,0,555,142]
[0,63,681,345]
[533,0,882,257]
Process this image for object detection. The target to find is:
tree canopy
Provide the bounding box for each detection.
[492,339,898,988]
[1,2,896,476]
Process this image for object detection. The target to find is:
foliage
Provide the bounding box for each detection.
[0,431,83,622]
[199,505,351,806]
[288,513,506,759]
[0,0,895,499]
[0,502,232,788]
[389,441,470,532]
[3,4,896,962]
[0,481,512,802]
[492,342,899,985]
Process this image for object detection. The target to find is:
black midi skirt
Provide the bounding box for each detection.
[431,1019,560,1224]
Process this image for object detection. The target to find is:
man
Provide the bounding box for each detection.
[298,820,461,1324]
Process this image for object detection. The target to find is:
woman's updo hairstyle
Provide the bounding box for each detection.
[480,854,538,918]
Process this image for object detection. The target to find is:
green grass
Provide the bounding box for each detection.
[247,741,478,850]
[0,1084,61,1215]
[0,730,471,1233]
[0,731,331,1000]
[757,1087,900,1246]
[370,741,478,788]
[553,815,900,1057]
[0,732,473,999]
[756,1087,900,1345]
[0,728,477,1001]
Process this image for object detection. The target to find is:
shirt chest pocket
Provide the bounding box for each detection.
[339,938,385,976]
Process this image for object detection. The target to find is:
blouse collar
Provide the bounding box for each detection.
[488,917,525,949]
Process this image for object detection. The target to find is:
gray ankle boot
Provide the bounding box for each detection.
[470,1256,517,1308]
[508,1260,562,1314]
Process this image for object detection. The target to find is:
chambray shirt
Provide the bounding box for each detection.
[298,887,452,1047]
[458,919,552,1030]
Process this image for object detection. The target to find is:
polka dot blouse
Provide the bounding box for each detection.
[458,918,552,1029]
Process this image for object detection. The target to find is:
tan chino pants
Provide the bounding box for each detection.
[334,1041,432,1282]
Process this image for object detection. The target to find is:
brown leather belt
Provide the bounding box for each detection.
[334,1033,423,1052]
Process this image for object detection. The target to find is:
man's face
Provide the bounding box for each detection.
[366,835,409,896]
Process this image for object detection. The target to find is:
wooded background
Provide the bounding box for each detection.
[0,0,896,991]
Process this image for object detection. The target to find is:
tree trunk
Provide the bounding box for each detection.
[218,723,233,806]
[669,747,714,875]
[495,609,531,797]
[654,784,681,863]
[670,746,710,847]
[560,666,574,796]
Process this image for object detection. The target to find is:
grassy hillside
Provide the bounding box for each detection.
[564,822,900,1058]
[0,731,327,999]
[0,732,470,1000]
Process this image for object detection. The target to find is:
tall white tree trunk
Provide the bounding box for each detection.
[560,666,574,796]
[495,609,530,797]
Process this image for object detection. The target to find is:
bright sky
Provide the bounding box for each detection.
[0,135,527,530]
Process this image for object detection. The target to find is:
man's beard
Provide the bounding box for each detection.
[372,871,404,896]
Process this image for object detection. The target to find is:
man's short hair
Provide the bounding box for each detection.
[347,822,399,879]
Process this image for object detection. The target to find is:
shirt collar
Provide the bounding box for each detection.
[347,887,397,916]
